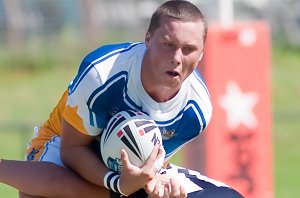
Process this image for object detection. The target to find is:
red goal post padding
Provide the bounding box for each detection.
[184,21,274,198]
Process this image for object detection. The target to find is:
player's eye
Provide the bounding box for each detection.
[164,42,174,48]
[185,46,193,51]
[183,46,195,54]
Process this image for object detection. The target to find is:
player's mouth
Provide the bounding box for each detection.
[166,70,180,78]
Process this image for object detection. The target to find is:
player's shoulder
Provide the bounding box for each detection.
[77,42,144,77]
[83,42,144,64]
[73,42,143,84]
[188,69,210,97]
[69,42,144,95]
[187,69,213,124]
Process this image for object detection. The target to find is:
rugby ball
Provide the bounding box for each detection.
[100,110,163,173]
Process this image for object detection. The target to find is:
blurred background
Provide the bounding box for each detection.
[0,0,299,197]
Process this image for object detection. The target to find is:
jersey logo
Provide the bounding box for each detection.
[161,128,176,140]
[108,106,120,117]
[27,147,41,161]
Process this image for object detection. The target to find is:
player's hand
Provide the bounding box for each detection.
[144,173,170,197]
[168,177,187,198]
[145,174,187,198]
[119,145,165,195]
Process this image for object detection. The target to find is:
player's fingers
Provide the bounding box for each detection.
[149,144,160,160]
[120,149,132,169]
[157,146,165,158]
[169,177,186,198]
[151,180,164,198]
[153,181,161,198]
[163,183,171,198]
[141,145,165,180]
[179,185,187,198]
[154,146,165,171]
[143,144,159,168]
[144,177,156,194]
[157,146,165,162]
[147,145,165,172]
[169,178,180,197]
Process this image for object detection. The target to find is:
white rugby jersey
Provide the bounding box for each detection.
[63,42,212,160]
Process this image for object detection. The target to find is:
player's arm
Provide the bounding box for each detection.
[60,119,107,186]
[60,118,163,195]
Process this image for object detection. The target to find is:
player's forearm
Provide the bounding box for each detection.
[0,159,17,186]
[60,144,108,187]
[0,159,33,189]
[0,159,54,195]
[60,119,110,187]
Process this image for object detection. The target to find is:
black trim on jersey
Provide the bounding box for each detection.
[178,168,190,175]
[187,174,219,190]
[188,187,245,198]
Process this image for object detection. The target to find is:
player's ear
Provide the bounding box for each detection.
[145,31,151,47]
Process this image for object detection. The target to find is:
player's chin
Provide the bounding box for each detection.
[165,78,183,88]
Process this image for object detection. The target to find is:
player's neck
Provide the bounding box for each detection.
[145,85,179,102]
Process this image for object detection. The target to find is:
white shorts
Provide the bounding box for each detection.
[26,135,65,167]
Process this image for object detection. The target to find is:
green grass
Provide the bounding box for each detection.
[0,131,30,197]
[0,69,77,124]
[0,68,76,197]
[0,46,299,197]
[272,47,300,198]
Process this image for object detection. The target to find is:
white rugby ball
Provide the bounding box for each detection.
[100,110,163,173]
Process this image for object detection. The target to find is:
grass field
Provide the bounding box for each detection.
[0,68,77,197]
[271,47,300,198]
[0,46,299,197]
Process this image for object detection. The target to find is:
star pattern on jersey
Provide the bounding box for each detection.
[218,81,258,130]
